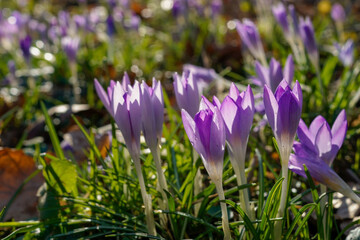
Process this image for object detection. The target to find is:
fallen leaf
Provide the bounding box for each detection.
[0,148,43,220]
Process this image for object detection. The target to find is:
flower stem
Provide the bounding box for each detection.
[214,181,231,240]
[193,150,202,216]
[275,154,290,240]
[133,156,157,236]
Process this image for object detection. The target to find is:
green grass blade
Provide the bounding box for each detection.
[256,148,265,219]
[41,101,65,160]
[284,203,317,239]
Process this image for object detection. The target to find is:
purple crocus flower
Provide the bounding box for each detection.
[74,15,87,30]
[107,15,116,37]
[182,97,225,181]
[299,17,318,68]
[211,0,222,17]
[173,71,200,118]
[183,64,218,93]
[289,5,299,35]
[264,80,302,158]
[112,80,142,159]
[254,56,294,92]
[141,78,164,151]
[182,97,231,237]
[19,35,32,63]
[94,73,130,116]
[289,110,360,203]
[61,36,80,63]
[219,84,254,161]
[272,3,289,38]
[235,19,266,64]
[334,39,354,67]
[331,3,346,23]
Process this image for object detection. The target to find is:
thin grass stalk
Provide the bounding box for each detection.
[193,150,202,216]
[132,155,157,236]
[320,184,327,240]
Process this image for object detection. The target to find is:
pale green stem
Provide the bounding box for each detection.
[133,156,157,236]
[214,181,231,240]
[193,150,202,216]
[320,184,327,240]
[231,155,251,219]
[70,62,80,103]
[275,151,290,240]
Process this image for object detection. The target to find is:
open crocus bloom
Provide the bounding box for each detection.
[289,110,360,203]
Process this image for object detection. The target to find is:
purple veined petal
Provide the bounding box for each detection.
[212,96,221,109]
[331,112,347,150]
[314,122,333,165]
[122,72,131,91]
[141,82,157,149]
[181,109,196,146]
[207,107,226,180]
[277,90,302,143]
[220,96,239,141]
[194,109,213,160]
[152,78,164,141]
[94,78,112,115]
[129,81,142,146]
[255,61,269,87]
[309,115,327,136]
[297,119,317,152]
[293,141,318,159]
[269,58,284,92]
[229,82,241,100]
[274,80,291,101]
[107,80,116,103]
[200,96,216,112]
[283,55,294,85]
[291,80,303,108]
[263,85,279,135]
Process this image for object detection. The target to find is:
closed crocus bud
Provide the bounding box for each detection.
[255,58,283,92]
[112,80,142,159]
[264,80,302,159]
[299,17,319,68]
[182,97,225,182]
[331,3,346,23]
[106,15,116,37]
[289,5,299,36]
[334,39,354,67]
[235,18,266,64]
[20,35,32,63]
[61,36,80,63]
[173,72,200,118]
[272,3,290,38]
[220,84,254,159]
[141,78,164,150]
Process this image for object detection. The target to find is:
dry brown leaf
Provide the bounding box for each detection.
[0,148,43,220]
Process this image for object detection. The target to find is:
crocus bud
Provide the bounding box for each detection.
[289,5,299,35]
[263,80,302,160]
[331,3,346,23]
[334,39,354,67]
[106,15,116,37]
[220,84,254,161]
[299,17,319,68]
[61,36,80,63]
[112,80,142,159]
[182,98,225,182]
[20,35,32,63]
[141,78,164,150]
[283,55,294,85]
[272,3,290,38]
[235,18,266,63]
[173,72,200,118]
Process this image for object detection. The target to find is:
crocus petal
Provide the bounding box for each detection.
[309,115,327,136]
[122,72,131,90]
[141,82,157,149]
[314,122,332,164]
[269,58,283,92]
[255,61,269,87]
[94,78,112,115]
[181,109,196,146]
[209,108,226,168]
[331,110,347,145]
[152,78,164,141]
[263,85,279,135]
[220,96,239,139]
[194,110,213,160]
[292,80,303,109]
[289,154,360,204]
[229,82,240,100]
[129,81,142,149]
[297,119,317,151]
[283,55,294,85]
